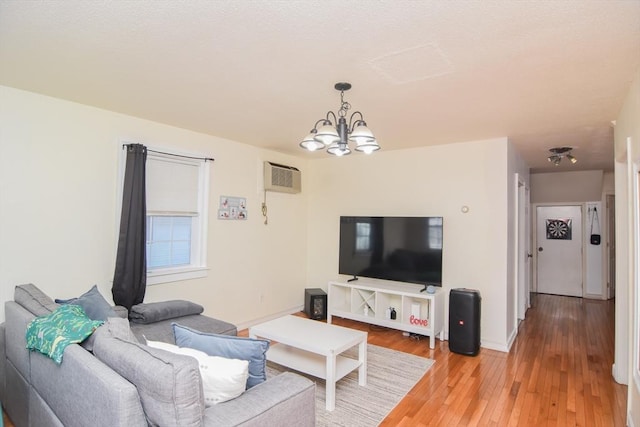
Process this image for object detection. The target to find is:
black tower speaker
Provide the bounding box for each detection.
[304,288,327,320]
[449,288,481,356]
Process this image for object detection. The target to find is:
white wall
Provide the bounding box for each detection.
[305,137,525,351]
[584,201,604,297]
[0,86,309,327]
[530,170,604,204]
[614,68,640,424]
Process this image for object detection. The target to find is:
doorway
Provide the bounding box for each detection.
[536,205,583,297]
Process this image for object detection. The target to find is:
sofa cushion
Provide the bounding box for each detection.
[25,304,103,364]
[14,284,59,316]
[147,339,249,406]
[55,285,116,321]
[173,323,269,389]
[203,372,316,427]
[129,300,204,324]
[130,313,237,344]
[93,330,205,426]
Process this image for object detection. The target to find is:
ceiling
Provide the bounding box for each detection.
[1,1,638,173]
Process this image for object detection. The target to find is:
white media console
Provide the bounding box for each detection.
[327,280,445,349]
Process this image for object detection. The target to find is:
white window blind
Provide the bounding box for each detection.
[146,157,200,214]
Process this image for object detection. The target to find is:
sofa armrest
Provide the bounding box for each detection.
[204,372,315,427]
[30,344,147,427]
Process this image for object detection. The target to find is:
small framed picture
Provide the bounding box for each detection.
[218,196,247,220]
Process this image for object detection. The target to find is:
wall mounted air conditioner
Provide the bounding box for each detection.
[264,161,301,194]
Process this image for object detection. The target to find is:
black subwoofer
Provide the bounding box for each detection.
[449,288,481,356]
[304,288,327,320]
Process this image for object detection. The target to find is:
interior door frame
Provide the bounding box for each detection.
[532,202,585,297]
[606,193,616,299]
[515,174,530,320]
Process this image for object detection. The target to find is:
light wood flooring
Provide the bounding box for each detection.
[327,293,627,426]
[2,293,627,426]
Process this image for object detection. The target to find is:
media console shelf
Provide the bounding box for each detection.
[327,280,445,349]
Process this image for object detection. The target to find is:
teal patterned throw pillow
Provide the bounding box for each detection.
[26,304,103,364]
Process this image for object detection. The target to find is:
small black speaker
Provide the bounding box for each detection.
[449,288,481,356]
[304,288,327,320]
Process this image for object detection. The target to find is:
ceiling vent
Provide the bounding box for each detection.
[264,161,301,194]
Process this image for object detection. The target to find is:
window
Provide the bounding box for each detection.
[146,216,191,269]
[355,221,371,252]
[427,217,443,249]
[141,149,210,285]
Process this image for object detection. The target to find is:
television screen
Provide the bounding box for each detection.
[339,216,443,286]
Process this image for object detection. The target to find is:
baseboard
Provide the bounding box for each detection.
[436,331,509,353]
[235,305,304,331]
[478,339,510,353]
[612,363,629,385]
[506,326,518,352]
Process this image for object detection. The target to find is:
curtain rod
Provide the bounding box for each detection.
[122,144,214,162]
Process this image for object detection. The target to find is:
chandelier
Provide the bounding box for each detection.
[299,82,380,156]
[547,147,577,166]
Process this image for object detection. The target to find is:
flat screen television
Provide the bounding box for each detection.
[339,216,443,287]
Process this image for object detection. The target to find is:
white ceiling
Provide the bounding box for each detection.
[1,1,638,172]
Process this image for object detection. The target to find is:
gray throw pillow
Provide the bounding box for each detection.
[15,283,60,316]
[55,285,116,321]
[172,323,269,389]
[129,300,204,324]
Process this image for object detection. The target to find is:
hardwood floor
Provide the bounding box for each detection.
[2,293,626,427]
[324,293,627,426]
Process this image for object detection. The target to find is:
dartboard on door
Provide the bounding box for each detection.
[546,218,572,240]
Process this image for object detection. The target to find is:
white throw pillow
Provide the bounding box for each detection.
[146,340,249,405]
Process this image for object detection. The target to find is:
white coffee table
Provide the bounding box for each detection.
[249,315,367,411]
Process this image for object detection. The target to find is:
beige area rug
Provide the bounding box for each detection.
[266,344,434,427]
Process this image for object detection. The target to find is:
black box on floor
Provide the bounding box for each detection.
[449,288,481,356]
[304,288,327,320]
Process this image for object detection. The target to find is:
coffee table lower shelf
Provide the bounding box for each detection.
[267,343,362,382]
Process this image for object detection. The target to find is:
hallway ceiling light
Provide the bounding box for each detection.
[547,147,577,166]
[299,82,380,156]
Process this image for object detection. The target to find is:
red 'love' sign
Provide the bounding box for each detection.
[409,315,428,327]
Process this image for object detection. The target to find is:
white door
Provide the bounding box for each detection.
[536,205,583,297]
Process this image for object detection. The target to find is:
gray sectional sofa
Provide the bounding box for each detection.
[0,284,315,427]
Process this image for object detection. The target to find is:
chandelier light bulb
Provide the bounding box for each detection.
[314,123,340,145]
[299,130,325,151]
[327,142,351,156]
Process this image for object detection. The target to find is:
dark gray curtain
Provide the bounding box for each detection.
[112,144,147,310]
